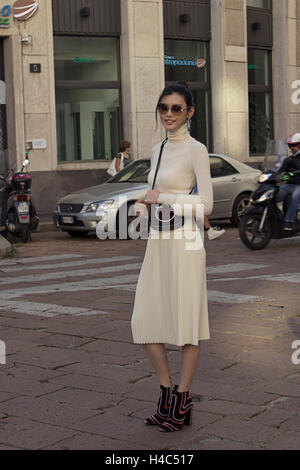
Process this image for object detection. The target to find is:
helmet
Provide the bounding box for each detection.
[287,133,300,144]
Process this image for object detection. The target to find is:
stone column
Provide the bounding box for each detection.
[120,0,165,160]
[286,0,300,134]
[211,0,249,162]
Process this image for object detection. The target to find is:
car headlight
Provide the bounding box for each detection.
[85,200,114,213]
[257,189,275,203]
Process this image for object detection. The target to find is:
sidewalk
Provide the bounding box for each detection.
[0,227,299,450]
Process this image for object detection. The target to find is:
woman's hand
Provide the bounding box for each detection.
[137,190,161,205]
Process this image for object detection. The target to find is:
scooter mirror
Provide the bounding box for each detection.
[22,159,30,168]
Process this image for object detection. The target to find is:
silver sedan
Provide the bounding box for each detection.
[53,154,261,237]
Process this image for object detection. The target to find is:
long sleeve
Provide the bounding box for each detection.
[157,141,213,216]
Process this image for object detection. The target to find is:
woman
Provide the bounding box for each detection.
[115,140,131,173]
[131,82,213,432]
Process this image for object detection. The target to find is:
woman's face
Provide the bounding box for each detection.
[159,92,195,132]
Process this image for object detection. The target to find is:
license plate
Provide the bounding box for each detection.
[17,202,29,214]
[61,216,74,224]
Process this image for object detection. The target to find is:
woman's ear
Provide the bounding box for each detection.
[188,106,195,120]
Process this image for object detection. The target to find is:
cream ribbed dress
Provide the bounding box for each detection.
[131,124,213,346]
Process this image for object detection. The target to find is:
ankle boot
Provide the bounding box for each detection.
[159,388,193,432]
[145,385,172,425]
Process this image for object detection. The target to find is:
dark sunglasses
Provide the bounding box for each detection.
[288,143,300,148]
[157,103,189,116]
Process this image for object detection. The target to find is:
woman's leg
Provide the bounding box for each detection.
[144,344,173,387]
[178,343,201,392]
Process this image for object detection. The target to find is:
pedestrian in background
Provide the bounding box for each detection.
[131,82,213,432]
[107,140,131,176]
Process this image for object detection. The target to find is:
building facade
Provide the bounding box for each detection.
[0,0,300,215]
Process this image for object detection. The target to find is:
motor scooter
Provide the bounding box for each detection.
[0,152,39,243]
[239,147,300,250]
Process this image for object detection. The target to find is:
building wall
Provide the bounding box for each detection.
[0,0,56,173]
[1,0,300,216]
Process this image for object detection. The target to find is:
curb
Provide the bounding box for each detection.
[0,234,12,256]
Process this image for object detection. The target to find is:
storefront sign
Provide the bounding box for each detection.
[0,0,38,27]
[13,0,38,21]
[73,57,96,64]
[0,5,11,28]
[165,55,206,69]
[32,139,46,149]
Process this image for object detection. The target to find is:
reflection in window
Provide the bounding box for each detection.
[54,36,121,162]
[249,92,272,155]
[210,157,238,178]
[247,0,271,8]
[54,37,119,82]
[109,160,151,183]
[248,49,270,86]
[93,112,105,160]
[73,113,81,160]
[248,48,273,155]
[56,89,120,162]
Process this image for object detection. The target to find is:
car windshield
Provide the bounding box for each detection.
[108,160,151,183]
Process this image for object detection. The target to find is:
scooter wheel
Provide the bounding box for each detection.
[239,214,272,250]
[19,224,30,243]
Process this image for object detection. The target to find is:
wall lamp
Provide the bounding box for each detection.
[179,13,190,24]
[80,7,91,18]
[252,22,261,31]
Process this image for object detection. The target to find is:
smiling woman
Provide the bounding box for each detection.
[131,82,214,433]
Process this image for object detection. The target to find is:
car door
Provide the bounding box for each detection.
[210,155,241,218]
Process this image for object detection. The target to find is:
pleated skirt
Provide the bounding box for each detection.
[131,223,210,347]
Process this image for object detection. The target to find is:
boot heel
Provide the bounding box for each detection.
[184,407,193,425]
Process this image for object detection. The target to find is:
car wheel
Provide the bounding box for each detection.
[67,231,88,237]
[230,193,252,227]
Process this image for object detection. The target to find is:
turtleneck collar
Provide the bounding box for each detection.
[168,123,190,142]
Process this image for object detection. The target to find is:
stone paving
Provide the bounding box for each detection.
[0,225,300,450]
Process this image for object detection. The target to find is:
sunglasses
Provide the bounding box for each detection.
[288,143,300,148]
[157,103,189,116]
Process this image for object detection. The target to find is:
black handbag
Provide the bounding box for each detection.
[149,139,193,232]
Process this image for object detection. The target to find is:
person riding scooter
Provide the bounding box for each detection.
[276,133,300,231]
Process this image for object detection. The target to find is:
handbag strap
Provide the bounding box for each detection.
[151,139,168,190]
[151,138,194,195]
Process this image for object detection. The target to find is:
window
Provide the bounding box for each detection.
[247,0,271,9]
[54,36,121,162]
[210,157,238,179]
[164,39,212,151]
[109,160,151,183]
[248,48,273,155]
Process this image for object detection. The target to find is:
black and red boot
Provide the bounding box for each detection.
[159,388,193,432]
[145,385,172,425]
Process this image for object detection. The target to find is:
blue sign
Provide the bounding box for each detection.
[0,4,11,28]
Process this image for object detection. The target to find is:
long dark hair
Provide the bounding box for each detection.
[155,82,195,124]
